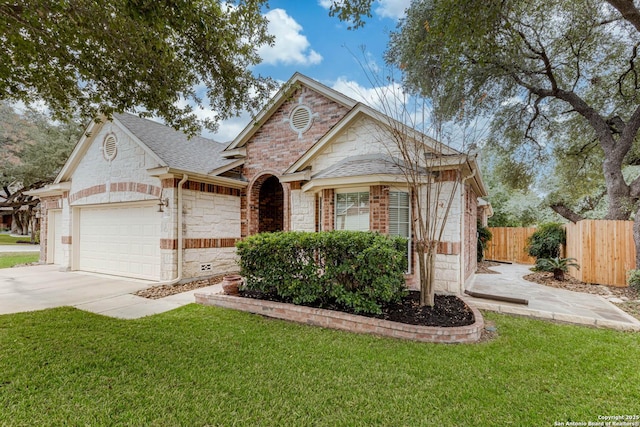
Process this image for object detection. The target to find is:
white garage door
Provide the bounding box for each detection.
[78,204,161,280]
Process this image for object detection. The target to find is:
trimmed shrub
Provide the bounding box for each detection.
[628,269,640,292]
[527,223,566,262]
[477,223,492,262]
[236,231,408,314]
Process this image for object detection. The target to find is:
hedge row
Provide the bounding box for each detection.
[236,231,408,314]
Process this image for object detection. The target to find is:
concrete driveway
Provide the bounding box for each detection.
[0,264,222,319]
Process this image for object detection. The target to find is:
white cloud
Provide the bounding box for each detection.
[258,9,323,66]
[207,112,252,143]
[318,0,409,21]
[330,77,405,112]
[374,0,410,20]
[318,0,339,9]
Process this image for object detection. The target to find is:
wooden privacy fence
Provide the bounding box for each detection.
[565,220,635,287]
[486,220,636,287]
[484,227,537,265]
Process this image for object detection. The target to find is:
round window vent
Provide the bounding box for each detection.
[289,105,314,137]
[102,133,118,161]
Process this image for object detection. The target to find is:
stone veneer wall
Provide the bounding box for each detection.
[38,196,63,265]
[463,184,478,283]
[290,189,316,231]
[160,179,242,281]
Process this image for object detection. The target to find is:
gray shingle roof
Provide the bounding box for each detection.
[114,113,235,175]
[311,154,421,179]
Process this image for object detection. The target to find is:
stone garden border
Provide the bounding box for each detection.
[194,292,484,343]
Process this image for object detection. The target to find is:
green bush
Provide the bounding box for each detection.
[627,269,640,292]
[527,223,566,261]
[236,231,408,314]
[477,223,492,262]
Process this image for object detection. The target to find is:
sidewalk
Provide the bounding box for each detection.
[0,244,40,252]
[466,263,640,331]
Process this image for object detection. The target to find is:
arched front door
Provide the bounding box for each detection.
[258,175,284,233]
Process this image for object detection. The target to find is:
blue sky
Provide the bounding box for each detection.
[211,0,411,141]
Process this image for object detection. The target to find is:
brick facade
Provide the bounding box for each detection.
[240,86,349,238]
[321,189,335,231]
[242,86,350,182]
[35,75,484,293]
[370,185,389,234]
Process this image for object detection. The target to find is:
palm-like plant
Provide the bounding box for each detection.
[535,257,580,281]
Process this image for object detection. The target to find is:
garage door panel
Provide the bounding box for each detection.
[78,204,161,280]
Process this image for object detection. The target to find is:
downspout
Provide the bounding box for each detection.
[158,174,188,285]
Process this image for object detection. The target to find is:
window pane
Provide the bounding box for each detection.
[335,191,369,231]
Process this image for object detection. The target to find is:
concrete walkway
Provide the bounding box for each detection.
[0,264,222,319]
[467,263,640,331]
[0,244,40,252]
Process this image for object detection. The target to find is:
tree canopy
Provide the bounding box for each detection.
[0,102,82,193]
[0,0,275,135]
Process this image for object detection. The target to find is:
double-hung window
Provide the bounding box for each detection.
[335,191,370,231]
[389,191,411,272]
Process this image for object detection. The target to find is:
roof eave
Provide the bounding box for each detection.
[24,181,72,198]
[147,167,247,189]
[301,174,408,192]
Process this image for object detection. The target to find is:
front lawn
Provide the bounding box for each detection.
[0,252,39,269]
[0,234,34,245]
[1,306,638,425]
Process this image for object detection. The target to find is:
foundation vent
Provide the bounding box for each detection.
[200,263,212,272]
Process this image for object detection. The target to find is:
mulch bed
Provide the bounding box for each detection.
[240,289,475,328]
[136,276,476,328]
[134,275,225,299]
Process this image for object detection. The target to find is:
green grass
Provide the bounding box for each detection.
[0,253,39,269]
[1,306,639,425]
[0,234,33,245]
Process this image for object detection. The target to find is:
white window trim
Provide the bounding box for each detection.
[389,190,412,274]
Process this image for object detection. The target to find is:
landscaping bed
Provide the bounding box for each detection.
[133,275,225,299]
[196,291,483,343]
[240,289,475,327]
[524,271,638,299]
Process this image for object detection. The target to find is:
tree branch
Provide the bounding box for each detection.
[607,0,640,32]
[550,203,585,223]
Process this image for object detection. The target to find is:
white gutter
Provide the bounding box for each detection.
[157,174,189,285]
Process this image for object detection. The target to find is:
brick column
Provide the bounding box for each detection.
[322,189,334,231]
[370,185,389,234]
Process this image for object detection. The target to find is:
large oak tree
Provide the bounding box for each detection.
[330,0,640,266]
[0,0,275,135]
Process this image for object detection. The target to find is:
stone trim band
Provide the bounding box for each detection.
[69,182,162,203]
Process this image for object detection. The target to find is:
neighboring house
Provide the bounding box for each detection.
[30,73,488,294]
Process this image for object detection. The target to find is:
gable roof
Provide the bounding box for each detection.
[56,113,237,183]
[113,113,233,175]
[283,103,460,176]
[223,72,359,153]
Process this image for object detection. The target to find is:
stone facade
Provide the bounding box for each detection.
[35,74,485,294]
